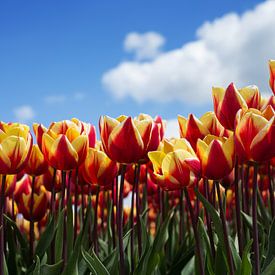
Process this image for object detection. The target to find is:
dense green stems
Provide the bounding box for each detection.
[0,175,6,275]
[252,163,260,275]
[29,176,36,262]
[93,185,100,255]
[50,168,56,264]
[179,190,183,245]
[204,179,215,258]
[244,164,250,214]
[135,164,142,258]
[118,165,126,275]
[267,162,275,218]
[74,168,78,243]
[130,166,137,272]
[61,170,67,266]
[184,187,204,275]
[111,179,116,249]
[81,183,85,223]
[215,181,234,275]
[234,159,243,256]
[161,189,165,222]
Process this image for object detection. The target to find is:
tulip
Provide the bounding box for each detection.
[82,147,119,187]
[24,144,48,176]
[235,109,275,162]
[269,59,275,94]
[99,114,161,164]
[178,114,209,149]
[197,134,235,180]
[238,85,261,109]
[0,122,32,174]
[40,120,89,171]
[212,82,247,130]
[0,174,16,197]
[17,186,48,222]
[148,138,200,191]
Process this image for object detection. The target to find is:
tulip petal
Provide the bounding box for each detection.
[148,151,166,174]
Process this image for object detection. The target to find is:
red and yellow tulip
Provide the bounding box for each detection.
[197,134,235,180]
[235,109,275,162]
[99,114,161,164]
[212,82,248,130]
[40,119,89,170]
[0,122,32,174]
[148,138,201,190]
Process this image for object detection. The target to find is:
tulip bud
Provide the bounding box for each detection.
[238,85,261,109]
[82,147,119,187]
[235,109,275,162]
[178,114,209,149]
[25,144,48,176]
[17,186,48,222]
[212,82,247,130]
[197,135,235,180]
[148,138,200,191]
[0,122,32,174]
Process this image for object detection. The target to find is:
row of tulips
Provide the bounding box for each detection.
[0,60,275,275]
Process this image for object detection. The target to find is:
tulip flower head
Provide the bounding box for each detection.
[24,144,48,176]
[178,114,209,149]
[0,122,32,174]
[212,83,248,130]
[197,134,235,180]
[148,138,201,191]
[82,146,119,187]
[99,114,161,164]
[40,119,89,170]
[235,109,275,162]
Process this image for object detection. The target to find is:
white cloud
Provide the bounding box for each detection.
[165,119,179,138]
[102,1,275,105]
[13,105,35,122]
[44,95,66,104]
[124,32,165,60]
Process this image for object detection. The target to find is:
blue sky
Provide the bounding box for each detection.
[0,0,272,135]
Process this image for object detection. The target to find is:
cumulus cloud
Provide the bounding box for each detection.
[102,1,275,105]
[124,32,165,60]
[13,105,35,122]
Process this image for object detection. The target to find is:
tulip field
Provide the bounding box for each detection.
[0,60,275,275]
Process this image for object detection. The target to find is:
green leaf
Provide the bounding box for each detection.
[55,209,65,262]
[195,188,229,271]
[32,256,40,275]
[229,236,241,271]
[4,215,29,264]
[6,223,18,275]
[214,242,227,275]
[66,198,74,260]
[35,217,55,258]
[81,249,110,275]
[263,218,275,270]
[40,260,63,275]
[262,258,275,275]
[235,239,252,275]
[180,256,194,275]
[63,205,91,275]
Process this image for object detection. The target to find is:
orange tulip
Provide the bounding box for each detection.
[235,109,275,162]
[40,120,89,170]
[24,144,48,176]
[269,59,275,94]
[82,146,119,187]
[99,114,161,164]
[0,122,32,174]
[197,135,235,180]
[212,82,248,130]
[17,186,48,222]
[238,85,261,109]
[148,138,200,191]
